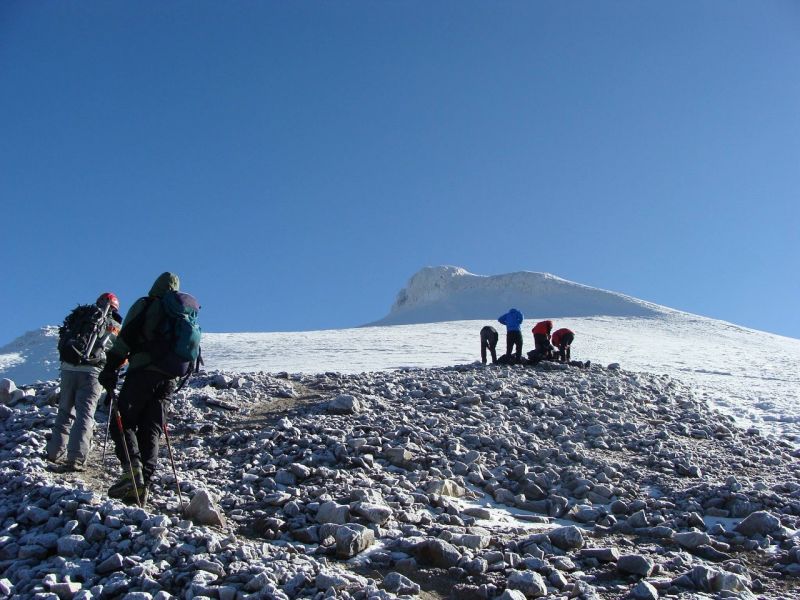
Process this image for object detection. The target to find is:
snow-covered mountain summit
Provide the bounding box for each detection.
[368,266,668,326]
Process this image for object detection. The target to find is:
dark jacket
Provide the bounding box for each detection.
[107,272,180,374]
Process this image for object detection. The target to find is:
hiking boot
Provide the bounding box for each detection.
[121,482,149,507]
[108,469,144,499]
[50,459,86,473]
[45,450,65,464]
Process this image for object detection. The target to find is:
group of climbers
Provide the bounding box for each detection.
[481,308,583,367]
[47,281,586,510]
[46,272,201,508]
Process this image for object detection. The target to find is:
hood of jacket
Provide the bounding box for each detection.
[149,272,180,298]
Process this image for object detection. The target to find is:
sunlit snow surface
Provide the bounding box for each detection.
[203,315,800,442]
[2,314,799,442]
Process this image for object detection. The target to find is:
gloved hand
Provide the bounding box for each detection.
[98,367,119,395]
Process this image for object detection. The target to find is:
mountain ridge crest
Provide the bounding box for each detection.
[366,265,669,326]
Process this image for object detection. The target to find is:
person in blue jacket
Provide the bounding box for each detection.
[498,308,524,362]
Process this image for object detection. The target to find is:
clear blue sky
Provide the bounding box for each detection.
[1,1,798,345]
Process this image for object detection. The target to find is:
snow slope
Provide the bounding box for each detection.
[2,316,799,443]
[367,266,668,325]
[0,326,60,387]
[2,267,798,442]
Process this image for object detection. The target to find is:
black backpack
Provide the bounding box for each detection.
[57,304,111,366]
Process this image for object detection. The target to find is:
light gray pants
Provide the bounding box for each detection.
[47,370,102,464]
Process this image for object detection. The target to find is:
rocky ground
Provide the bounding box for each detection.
[1,361,799,599]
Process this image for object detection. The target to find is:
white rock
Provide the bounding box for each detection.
[328,394,363,414]
[0,379,16,404]
[186,489,227,527]
[317,501,350,524]
[507,570,547,598]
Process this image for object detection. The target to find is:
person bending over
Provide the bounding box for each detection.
[551,327,575,362]
[480,325,499,364]
[529,320,554,365]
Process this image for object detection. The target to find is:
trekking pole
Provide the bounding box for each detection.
[114,408,141,507]
[101,390,115,466]
[162,420,185,513]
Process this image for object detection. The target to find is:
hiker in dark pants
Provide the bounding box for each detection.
[529,320,554,365]
[498,308,524,362]
[99,273,183,506]
[480,325,499,364]
[551,328,575,362]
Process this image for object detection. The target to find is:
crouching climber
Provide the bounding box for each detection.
[480,325,499,364]
[528,320,554,365]
[551,327,574,362]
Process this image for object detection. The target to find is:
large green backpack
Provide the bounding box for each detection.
[155,291,202,377]
[124,291,202,377]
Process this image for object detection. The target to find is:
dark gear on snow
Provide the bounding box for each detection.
[529,333,554,365]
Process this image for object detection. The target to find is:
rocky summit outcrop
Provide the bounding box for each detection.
[1,361,799,599]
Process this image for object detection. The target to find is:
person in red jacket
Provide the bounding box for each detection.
[551,327,575,362]
[529,320,554,364]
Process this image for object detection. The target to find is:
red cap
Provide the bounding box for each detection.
[97,292,120,311]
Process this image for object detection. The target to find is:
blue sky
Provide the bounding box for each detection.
[1,1,798,344]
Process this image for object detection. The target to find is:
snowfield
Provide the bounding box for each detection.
[200,314,800,443]
[3,267,797,442]
[2,314,800,444]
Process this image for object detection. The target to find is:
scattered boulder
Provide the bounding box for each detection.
[186,489,227,527]
[335,523,374,558]
[506,570,547,598]
[734,511,781,537]
[630,580,659,600]
[0,378,16,404]
[414,539,462,568]
[382,572,420,595]
[328,394,363,414]
[317,501,350,525]
[673,530,711,550]
[548,526,584,550]
[617,554,655,577]
[425,478,466,497]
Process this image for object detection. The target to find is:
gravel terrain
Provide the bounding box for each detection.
[1,360,799,599]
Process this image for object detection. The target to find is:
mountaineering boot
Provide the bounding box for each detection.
[121,481,149,507]
[108,468,144,499]
[45,450,66,464]
[51,459,86,473]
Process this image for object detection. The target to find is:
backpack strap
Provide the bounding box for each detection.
[174,346,203,393]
